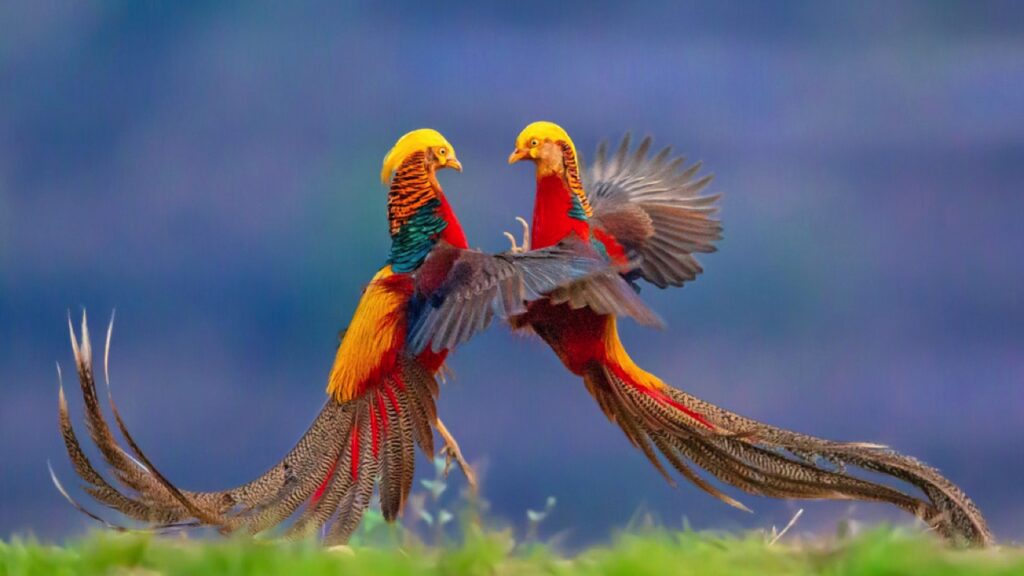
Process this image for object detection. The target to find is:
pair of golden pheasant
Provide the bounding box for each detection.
[55,123,993,546]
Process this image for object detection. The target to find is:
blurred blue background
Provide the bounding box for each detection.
[2,2,1022,545]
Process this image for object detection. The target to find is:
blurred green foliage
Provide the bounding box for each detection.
[3,527,1023,576]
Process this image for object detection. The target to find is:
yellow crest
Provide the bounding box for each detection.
[514,121,578,163]
[514,121,591,217]
[380,129,455,184]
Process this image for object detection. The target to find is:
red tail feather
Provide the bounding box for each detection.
[350,421,360,481]
[310,459,339,507]
[384,385,401,414]
[376,391,389,435]
[623,376,715,431]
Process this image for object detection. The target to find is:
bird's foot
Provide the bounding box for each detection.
[502,216,531,254]
[435,417,478,495]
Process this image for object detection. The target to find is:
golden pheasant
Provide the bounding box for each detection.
[54,128,632,543]
[501,121,992,546]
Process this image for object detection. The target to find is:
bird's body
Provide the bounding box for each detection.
[512,124,703,417]
[508,121,993,546]
[522,170,665,384]
[326,143,470,406]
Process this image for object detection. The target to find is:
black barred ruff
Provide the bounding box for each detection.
[387,152,447,273]
[560,141,593,220]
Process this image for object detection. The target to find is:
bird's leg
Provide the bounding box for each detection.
[435,417,478,495]
[502,216,531,254]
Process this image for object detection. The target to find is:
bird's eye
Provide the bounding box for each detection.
[438,148,447,156]
[530,139,539,147]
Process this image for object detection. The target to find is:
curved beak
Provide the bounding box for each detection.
[446,157,463,172]
[508,148,529,165]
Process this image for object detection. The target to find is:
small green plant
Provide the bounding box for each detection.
[408,456,460,546]
[525,496,557,543]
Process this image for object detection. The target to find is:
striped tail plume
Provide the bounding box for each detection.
[582,332,992,546]
[54,311,437,544]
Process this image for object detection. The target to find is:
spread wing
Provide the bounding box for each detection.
[408,237,623,353]
[586,134,723,289]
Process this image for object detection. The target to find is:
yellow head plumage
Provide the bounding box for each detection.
[511,121,578,164]
[380,128,458,184]
[509,121,592,217]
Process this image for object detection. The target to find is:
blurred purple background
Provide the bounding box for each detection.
[2,2,1022,544]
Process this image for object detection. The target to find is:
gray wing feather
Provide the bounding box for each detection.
[548,271,663,328]
[408,240,608,353]
[586,134,723,289]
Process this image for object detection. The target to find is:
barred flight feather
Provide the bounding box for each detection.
[586,134,723,289]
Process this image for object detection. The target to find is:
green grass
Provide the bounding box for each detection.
[2,527,1022,576]
[12,462,1020,574]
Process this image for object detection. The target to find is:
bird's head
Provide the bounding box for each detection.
[508,121,578,177]
[381,128,462,184]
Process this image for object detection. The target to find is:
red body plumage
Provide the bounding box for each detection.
[527,173,668,395]
[531,175,590,249]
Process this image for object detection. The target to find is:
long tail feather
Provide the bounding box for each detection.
[47,459,130,532]
[326,414,384,545]
[57,367,188,525]
[281,405,359,539]
[585,363,993,546]
[378,387,405,521]
[56,312,440,543]
[48,460,200,533]
[659,384,991,544]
